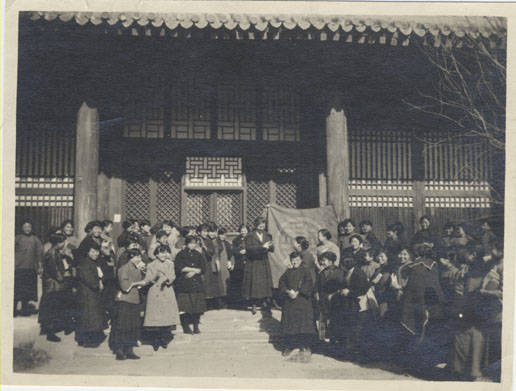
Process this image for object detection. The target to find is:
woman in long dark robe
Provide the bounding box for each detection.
[339,261,372,361]
[14,220,43,316]
[315,251,345,342]
[197,223,223,307]
[242,217,274,315]
[229,224,249,308]
[174,236,207,334]
[38,232,69,341]
[399,245,448,373]
[279,252,316,362]
[75,242,107,347]
[99,239,118,322]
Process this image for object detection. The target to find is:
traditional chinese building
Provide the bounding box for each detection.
[15,12,506,240]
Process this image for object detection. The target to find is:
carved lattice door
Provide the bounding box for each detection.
[184,191,242,232]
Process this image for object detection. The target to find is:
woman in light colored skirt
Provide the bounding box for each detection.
[130,244,180,351]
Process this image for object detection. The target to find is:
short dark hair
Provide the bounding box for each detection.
[238,224,250,233]
[197,223,209,233]
[218,227,228,235]
[318,229,331,240]
[359,220,373,228]
[49,232,67,246]
[319,251,337,263]
[84,220,103,233]
[154,244,171,256]
[338,219,355,231]
[102,220,113,228]
[126,248,141,261]
[86,241,101,252]
[387,222,404,235]
[289,251,301,260]
[295,236,310,251]
[139,219,151,228]
[254,216,266,229]
[185,235,197,245]
[60,219,74,230]
[156,229,168,240]
[349,234,363,244]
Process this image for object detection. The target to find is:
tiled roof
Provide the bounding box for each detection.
[24,11,506,47]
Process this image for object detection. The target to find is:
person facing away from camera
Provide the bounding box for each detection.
[279,251,317,362]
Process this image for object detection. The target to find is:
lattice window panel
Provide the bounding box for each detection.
[349,195,414,208]
[425,196,490,209]
[425,180,490,192]
[217,82,257,140]
[156,178,181,224]
[170,79,211,139]
[15,194,74,207]
[124,180,151,220]
[123,85,165,138]
[276,182,297,208]
[215,191,242,232]
[349,130,412,180]
[185,157,243,188]
[262,86,300,142]
[184,192,210,227]
[422,132,492,182]
[349,179,412,191]
[247,180,270,225]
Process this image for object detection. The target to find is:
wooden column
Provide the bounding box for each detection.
[74,102,99,241]
[319,172,328,207]
[326,93,350,220]
[97,172,109,220]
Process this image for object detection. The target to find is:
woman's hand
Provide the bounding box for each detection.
[340,288,350,296]
[185,271,196,279]
[240,249,246,255]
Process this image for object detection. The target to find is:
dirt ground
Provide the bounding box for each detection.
[14,309,417,380]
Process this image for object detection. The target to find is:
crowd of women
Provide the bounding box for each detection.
[14,214,503,380]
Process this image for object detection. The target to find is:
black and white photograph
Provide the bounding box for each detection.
[2,1,513,389]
